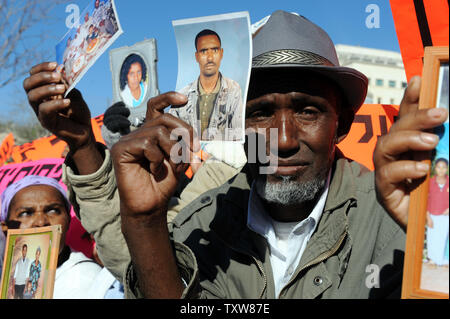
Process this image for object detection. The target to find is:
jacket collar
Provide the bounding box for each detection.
[188,72,225,95]
[211,155,358,260]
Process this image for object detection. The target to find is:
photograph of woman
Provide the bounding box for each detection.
[28,247,42,297]
[426,158,449,267]
[119,54,148,108]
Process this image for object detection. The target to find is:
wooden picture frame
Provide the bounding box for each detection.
[0,225,62,299]
[402,46,449,299]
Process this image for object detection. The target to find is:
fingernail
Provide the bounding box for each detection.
[49,62,57,68]
[420,132,439,144]
[428,107,446,118]
[416,162,429,172]
[63,99,70,105]
[56,84,65,90]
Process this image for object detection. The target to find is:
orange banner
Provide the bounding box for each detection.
[337,104,400,170]
[4,106,399,172]
[390,0,449,81]
[8,114,105,164]
[0,133,15,167]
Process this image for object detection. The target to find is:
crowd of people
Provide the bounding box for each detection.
[1,10,448,299]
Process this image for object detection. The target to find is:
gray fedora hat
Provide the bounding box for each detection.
[251,10,368,112]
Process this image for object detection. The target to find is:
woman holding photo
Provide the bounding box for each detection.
[426,157,450,267]
[0,176,102,298]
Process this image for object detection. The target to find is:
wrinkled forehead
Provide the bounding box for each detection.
[247,68,343,106]
[10,185,66,208]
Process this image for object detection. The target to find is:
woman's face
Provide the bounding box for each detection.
[435,161,448,177]
[127,62,143,90]
[7,185,70,253]
[35,249,41,261]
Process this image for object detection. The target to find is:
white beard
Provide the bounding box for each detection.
[255,174,326,206]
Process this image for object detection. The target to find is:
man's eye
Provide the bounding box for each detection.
[248,109,271,119]
[297,107,320,119]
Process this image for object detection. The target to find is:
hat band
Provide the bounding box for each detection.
[252,49,334,67]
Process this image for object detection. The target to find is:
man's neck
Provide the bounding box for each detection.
[199,73,219,93]
[264,200,318,223]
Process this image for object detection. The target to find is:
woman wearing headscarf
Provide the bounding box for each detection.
[0,175,102,298]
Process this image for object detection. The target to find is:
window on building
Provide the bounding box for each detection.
[376,79,384,87]
[401,82,407,88]
[364,92,374,104]
[388,80,396,88]
[390,98,395,104]
[377,97,382,104]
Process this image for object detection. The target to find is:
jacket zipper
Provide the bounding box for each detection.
[218,237,268,299]
[279,230,347,297]
[251,256,267,299]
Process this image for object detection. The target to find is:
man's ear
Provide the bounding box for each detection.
[195,51,200,63]
[336,133,348,144]
[337,108,355,143]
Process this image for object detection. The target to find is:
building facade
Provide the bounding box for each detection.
[335,44,407,105]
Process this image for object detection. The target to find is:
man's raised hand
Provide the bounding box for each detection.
[373,76,448,230]
[111,92,199,219]
[23,62,94,151]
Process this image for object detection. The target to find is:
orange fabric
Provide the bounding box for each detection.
[0,133,15,166]
[8,114,106,164]
[337,104,400,170]
[423,0,449,47]
[390,0,449,81]
[5,102,400,173]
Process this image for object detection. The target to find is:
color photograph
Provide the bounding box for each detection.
[420,62,449,295]
[172,12,251,142]
[0,226,60,299]
[55,0,123,95]
[119,53,149,108]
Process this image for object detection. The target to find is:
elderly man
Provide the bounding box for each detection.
[108,11,447,298]
[23,11,447,298]
[170,29,244,141]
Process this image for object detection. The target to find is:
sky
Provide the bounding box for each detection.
[0,0,401,120]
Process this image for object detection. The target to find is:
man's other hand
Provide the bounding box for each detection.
[111,92,199,220]
[23,62,94,151]
[373,76,448,230]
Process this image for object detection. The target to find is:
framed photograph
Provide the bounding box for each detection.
[0,225,62,299]
[55,0,123,96]
[402,46,449,299]
[171,12,251,143]
[109,39,160,126]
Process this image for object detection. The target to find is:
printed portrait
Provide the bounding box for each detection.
[172,12,251,143]
[119,54,149,108]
